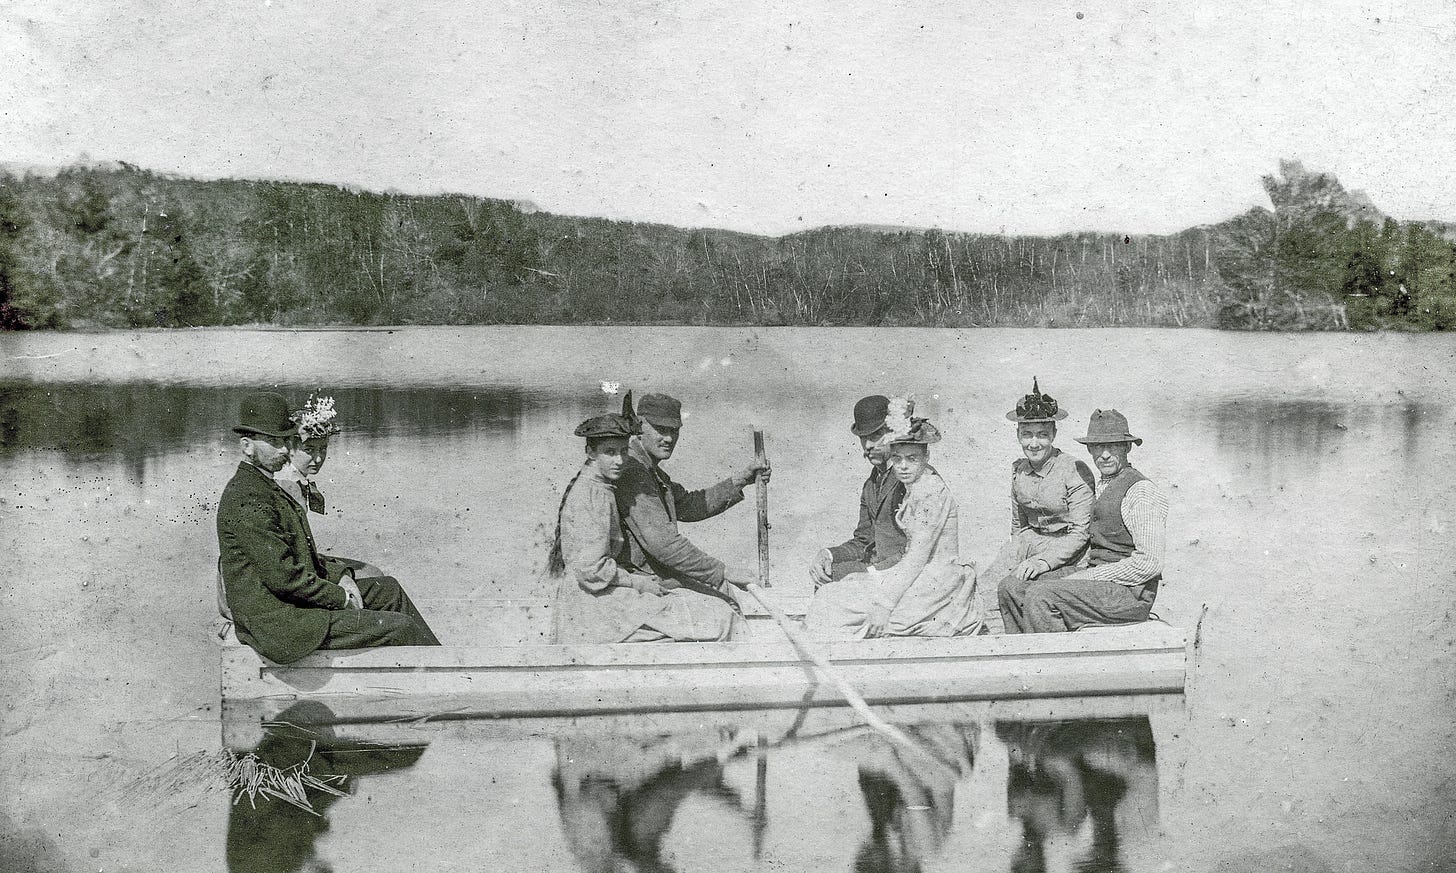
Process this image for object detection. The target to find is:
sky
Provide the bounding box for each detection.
[3,0,1455,236]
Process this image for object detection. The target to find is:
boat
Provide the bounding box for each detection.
[219,595,1188,729]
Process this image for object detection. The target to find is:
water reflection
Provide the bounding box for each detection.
[225,702,428,873]
[850,725,977,873]
[547,716,1144,873]
[1194,397,1437,482]
[0,381,577,465]
[553,730,761,873]
[997,717,1158,873]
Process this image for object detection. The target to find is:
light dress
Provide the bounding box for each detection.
[805,468,980,640]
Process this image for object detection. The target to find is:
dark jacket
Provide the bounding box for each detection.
[216,462,348,663]
[615,438,745,588]
[827,466,907,570]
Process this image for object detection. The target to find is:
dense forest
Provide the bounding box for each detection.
[0,159,1452,331]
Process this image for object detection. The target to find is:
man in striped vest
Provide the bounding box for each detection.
[999,409,1167,633]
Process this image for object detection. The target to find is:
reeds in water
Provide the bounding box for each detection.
[221,742,348,815]
[123,742,347,816]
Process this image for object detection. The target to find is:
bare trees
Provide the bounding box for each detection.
[1,160,1452,331]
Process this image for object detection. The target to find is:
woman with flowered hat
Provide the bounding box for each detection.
[275,395,437,634]
[981,379,1097,631]
[805,398,980,640]
[273,396,379,584]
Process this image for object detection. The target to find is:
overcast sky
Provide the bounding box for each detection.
[3,0,1454,236]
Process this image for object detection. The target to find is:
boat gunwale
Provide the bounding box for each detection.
[226,624,1188,673]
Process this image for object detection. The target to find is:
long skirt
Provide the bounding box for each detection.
[978,531,1087,633]
[805,562,980,641]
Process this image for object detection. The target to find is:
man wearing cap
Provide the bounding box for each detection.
[216,392,439,664]
[808,395,908,590]
[550,412,727,644]
[999,409,1168,634]
[614,392,771,639]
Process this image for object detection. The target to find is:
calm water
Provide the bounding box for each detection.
[1,326,1453,872]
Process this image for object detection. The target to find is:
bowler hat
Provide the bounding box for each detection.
[850,395,890,437]
[233,392,298,439]
[575,413,637,440]
[1007,377,1068,423]
[636,393,683,428]
[1073,409,1142,446]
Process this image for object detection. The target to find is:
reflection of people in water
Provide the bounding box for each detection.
[551,733,753,873]
[225,702,428,873]
[996,716,1158,873]
[849,724,978,873]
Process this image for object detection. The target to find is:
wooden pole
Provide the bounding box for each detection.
[744,583,954,776]
[752,734,768,859]
[753,429,771,588]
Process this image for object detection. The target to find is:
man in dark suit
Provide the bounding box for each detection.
[808,395,908,590]
[216,392,439,664]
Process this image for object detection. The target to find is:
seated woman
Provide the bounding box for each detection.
[983,379,1095,632]
[274,395,386,587]
[805,399,980,640]
[550,413,734,644]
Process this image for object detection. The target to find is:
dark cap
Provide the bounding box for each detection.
[233,392,298,439]
[851,395,890,437]
[1073,409,1143,446]
[575,413,637,440]
[636,393,683,428]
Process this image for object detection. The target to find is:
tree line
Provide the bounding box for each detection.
[0,159,1451,331]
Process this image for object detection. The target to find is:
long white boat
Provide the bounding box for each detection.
[219,598,1187,726]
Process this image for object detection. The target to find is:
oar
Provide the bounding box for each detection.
[743,430,953,775]
[744,582,954,775]
[753,429,771,588]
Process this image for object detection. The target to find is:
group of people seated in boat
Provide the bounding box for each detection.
[215,392,440,664]
[214,379,1165,663]
[550,382,1165,644]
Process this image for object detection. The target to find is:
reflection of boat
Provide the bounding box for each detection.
[225,701,429,873]
[850,724,979,873]
[997,716,1159,873]
[553,731,757,873]
[220,598,1185,725]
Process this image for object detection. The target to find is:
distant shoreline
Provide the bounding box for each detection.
[2,160,1452,333]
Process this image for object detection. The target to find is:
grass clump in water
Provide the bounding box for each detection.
[220,741,348,814]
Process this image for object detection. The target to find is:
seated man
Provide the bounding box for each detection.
[550,412,723,644]
[614,392,770,641]
[999,410,1167,633]
[216,392,439,663]
[807,395,907,590]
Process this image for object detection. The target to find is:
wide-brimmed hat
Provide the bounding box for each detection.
[850,395,890,437]
[233,392,298,439]
[575,413,637,440]
[1007,377,1068,423]
[1073,409,1143,446]
[634,392,683,428]
[887,420,942,446]
[881,395,942,445]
